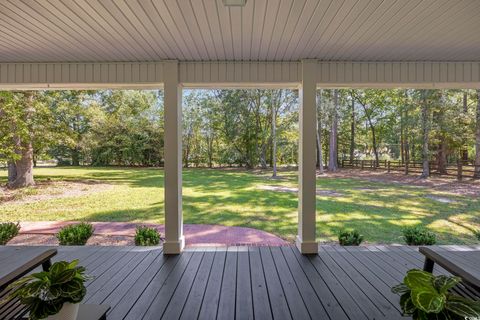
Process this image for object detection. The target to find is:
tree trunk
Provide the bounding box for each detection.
[207,135,213,168]
[475,90,480,178]
[259,144,268,169]
[369,119,379,167]
[350,94,355,164]
[7,162,17,183]
[316,90,324,173]
[271,99,277,177]
[462,91,469,161]
[71,148,80,166]
[8,144,34,188]
[421,90,430,178]
[328,89,339,172]
[400,106,405,163]
[436,139,447,174]
[435,92,447,174]
[7,92,35,188]
[405,105,410,164]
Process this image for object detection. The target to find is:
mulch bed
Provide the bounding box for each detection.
[7,234,136,246]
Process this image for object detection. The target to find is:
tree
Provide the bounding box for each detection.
[0,92,36,188]
[475,90,480,178]
[349,91,355,164]
[316,90,324,173]
[44,91,93,166]
[353,90,391,167]
[420,90,430,178]
[271,92,277,177]
[433,91,448,174]
[2,87,479,180]
[462,90,469,161]
[328,89,339,171]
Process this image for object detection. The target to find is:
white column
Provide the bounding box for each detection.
[296,60,318,254]
[163,60,185,254]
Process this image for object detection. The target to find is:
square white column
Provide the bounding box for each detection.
[296,60,318,254]
[163,60,185,254]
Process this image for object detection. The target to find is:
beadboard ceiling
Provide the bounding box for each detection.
[0,0,479,63]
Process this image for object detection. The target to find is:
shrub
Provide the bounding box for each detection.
[56,223,94,245]
[402,226,436,245]
[135,226,161,246]
[474,230,480,241]
[0,222,20,245]
[8,259,89,320]
[338,229,364,246]
[392,269,480,319]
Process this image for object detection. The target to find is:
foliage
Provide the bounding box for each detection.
[403,226,437,245]
[391,269,480,319]
[474,230,480,241]
[0,221,20,245]
[134,226,161,246]
[6,260,88,320]
[338,229,364,246]
[56,222,94,245]
[1,89,479,173]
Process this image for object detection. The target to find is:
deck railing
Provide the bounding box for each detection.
[340,159,480,180]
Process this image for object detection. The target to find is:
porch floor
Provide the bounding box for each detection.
[44,245,472,319]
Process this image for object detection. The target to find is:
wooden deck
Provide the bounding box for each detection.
[35,245,478,319]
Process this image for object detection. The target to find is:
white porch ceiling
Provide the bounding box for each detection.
[0,0,479,63]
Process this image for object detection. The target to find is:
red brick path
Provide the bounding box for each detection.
[18,221,288,247]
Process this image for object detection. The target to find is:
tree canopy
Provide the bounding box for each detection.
[1,88,479,187]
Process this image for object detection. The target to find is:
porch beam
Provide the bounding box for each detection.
[2,61,480,88]
[296,60,318,254]
[163,60,184,254]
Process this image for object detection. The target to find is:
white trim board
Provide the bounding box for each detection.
[1,61,480,88]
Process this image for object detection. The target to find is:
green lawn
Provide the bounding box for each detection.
[1,167,479,244]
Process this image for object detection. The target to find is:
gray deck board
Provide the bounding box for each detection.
[5,245,476,319]
[217,249,238,320]
[197,250,226,320]
[235,249,254,320]
[180,250,215,320]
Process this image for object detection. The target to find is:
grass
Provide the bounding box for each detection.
[1,166,479,244]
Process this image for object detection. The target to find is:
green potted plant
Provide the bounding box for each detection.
[392,269,480,319]
[7,260,89,320]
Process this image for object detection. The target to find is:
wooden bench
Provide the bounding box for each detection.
[420,246,480,299]
[0,247,57,320]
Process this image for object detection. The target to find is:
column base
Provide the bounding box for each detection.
[163,236,185,254]
[295,236,318,254]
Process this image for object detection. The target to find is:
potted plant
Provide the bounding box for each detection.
[7,260,89,320]
[392,269,480,319]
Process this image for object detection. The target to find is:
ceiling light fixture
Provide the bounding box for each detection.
[223,0,246,7]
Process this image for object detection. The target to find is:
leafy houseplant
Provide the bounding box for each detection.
[134,226,161,246]
[0,221,20,245]
[56,222,94,245]
[7,260,89,320]
[392,269,480,319]
[403,226,437,245]
[338,229,364,246]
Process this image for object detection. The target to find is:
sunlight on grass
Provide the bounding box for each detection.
[1,167,479,244]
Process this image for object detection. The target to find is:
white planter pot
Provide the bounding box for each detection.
[46,302,79,320]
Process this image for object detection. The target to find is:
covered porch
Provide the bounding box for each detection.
[21,244,474,320]
[1,0,480,255]
[1,1,480,318]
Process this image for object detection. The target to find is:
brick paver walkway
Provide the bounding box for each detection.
[19,221,288,247]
